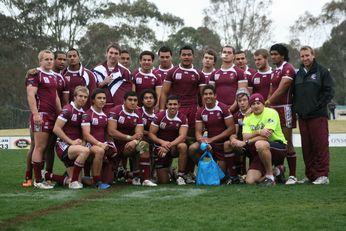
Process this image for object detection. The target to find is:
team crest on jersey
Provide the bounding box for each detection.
[118,116,125,124]
[136,78,142,84]
[65,76,70,82]
[202,115,208,122]
[267,118,274,123]
[43,77,50,83]
[160,122,166,129]
[92,118,98,125]
[254,78,260,84]
[191,75,196,81]
[310,74,316,80]
[215,74,220,80]
[142,118,147,125]
[217,112,222,119]
[71,114,77,121]
[175,73,182,80]
[151,78,155,84]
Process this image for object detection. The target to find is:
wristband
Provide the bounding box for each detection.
[245,140,249,145]
[126,135,131,140]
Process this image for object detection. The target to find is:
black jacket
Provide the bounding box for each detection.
[293,60,334,119]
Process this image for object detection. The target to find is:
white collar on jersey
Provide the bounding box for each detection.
[220,64,236,72]
[71,101,85,112]
[276,61,287,70]
[91,106,106,116]
[202,68,215,75]
[204,100,222,112]
[158,64,174,72]
[257,67,272,75]
[141,106,156,118]
[138,69,156,78]
[67,63,85,76]
[37,67,55,75]
[121,105,138,117]
[165,110,180,121]
[178,64,195,71]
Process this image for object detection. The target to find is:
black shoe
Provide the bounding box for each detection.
[226,175,240,185]
[275,165,285,184]
[258,177,275,186]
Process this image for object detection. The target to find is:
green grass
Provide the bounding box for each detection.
[0,148,345,231]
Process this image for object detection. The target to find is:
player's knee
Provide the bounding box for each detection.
[177,142,187,152]
[255,140,269,152]
[136,140,149,154]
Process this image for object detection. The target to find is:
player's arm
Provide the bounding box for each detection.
[107,119,130,141]
[266,78,292,106]
[148,124,165,145]
[62,91,69,106]
[209,117,235,143]
[159,81,171,110]
[26,85,41,124]
[53,118,80,145]
[81,124,108,149]
[55,92,62,114]
[155,85,162,109]
[170,125,188,147]
[195,121,204,143]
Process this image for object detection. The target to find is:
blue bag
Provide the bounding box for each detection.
[196,150,225,185]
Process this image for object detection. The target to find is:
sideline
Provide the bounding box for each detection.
[0,185,128,231]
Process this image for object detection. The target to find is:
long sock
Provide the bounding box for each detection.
[101,161,113,184]
[93,175,101,184]
[225,153,237,177]
[133,169,140,178]
[45,172,65,185]
[140,157,151,180]
[185,158,195,175]
[71,161,83,182]
[84,161,91,177]
[32,161,44,183]
[25,170,32,180]
[287,152,296,176]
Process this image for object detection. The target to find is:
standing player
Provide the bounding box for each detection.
[63,48,96,110]
[119,50,131,69]
[234,51,256,79]
[132,51,162,107]
[149,95,188,185]
[266,44,297,184]
[248,49,272,100]
[153,46,174,83]
[201,49,217,83]
[189,85,236,183]
[108,91,157,186]
[93,43,134,113]
[51,86,90,189]
[25,50,62,189]
[209,46,247,112]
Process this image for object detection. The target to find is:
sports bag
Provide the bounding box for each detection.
[196,150,225,185]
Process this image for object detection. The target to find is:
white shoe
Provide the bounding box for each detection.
[142,179,157,187]
[297,176,311,184]
[34,181,54,189]
[312,176,329,185]
[176,176,186,185]
[132,177,141,186]
[69,181,83,189]
[285,176,298,185]
[184,174,195,184]
[41,169,47,181]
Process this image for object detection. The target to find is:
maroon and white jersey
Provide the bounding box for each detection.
[202,69,216,84]
[53,71,69,103]
[25,68,58,115]
[248,68,272,100]
[153,65,174,83]
[81,106,108,143]
[270,62,296,106]
[57,102,84,140]
[63,65,96,109]
[244,66,257,80]
[165,64,206,107]
[108,105,143,143]
[232,110,246,139]
[152,110,188,142]
[209,65,246,106]
[196,101,232,141]
[132,69,162,96]
[93,62,133,107]
[138,107,157,131]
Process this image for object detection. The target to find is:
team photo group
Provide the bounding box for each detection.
[23,42,334,190]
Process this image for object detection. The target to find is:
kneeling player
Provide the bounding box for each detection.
[51,86,90,189]
[148,95,188,185]
[231,93,287,186]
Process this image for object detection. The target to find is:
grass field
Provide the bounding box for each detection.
[0,148,345,231]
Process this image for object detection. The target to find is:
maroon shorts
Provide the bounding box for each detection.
[56,140,74,167]
[210,143,225,161]
[30,112,56,133]
[272,105,296,128]
[248,141,287,175]
[180,106,197,129]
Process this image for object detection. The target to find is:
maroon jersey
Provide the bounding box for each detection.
[248,69,272,100]
[93,62,133,107]
[57,102,84,140]
[209,65,246,106]
[133,69,162,98]
[63,65,96,109]
[53,71,69,103]
[232,110,246,139]
[25,68,58,115]
[202,69,216,84]
[153,65,174,83]
[108,105,143,144]
[81,107,108,143]
[270,62,296,106]
[138,107,156,131]
[165,64,206,107]
[244,66,257,79]
[152,110,188,142]
[196,101,232,141]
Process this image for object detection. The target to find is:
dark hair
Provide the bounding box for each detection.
[54,51,66,59]
[202,84,216,94]
[91,88,106,100]
[106,43,121,53]
[167,95,180,103]
[124,91,137,100]
[121,50,130,55]
[67,48,80,57]
[203,49,217,63]
[139,51,155,61]
[179,45,194,55]
[222,45,235,54]
[270,44,289,62]
[140,88,157,105]
[235,50,245,55]
[158,46,172,56]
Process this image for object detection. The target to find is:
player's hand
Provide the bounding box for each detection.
[103,75,113,85]
[33,113,43,125]
[97,142,108,150]
[125,140,137,151]
[71,139,82,145]
[27,68,38,76]
[158,146,169,157]
[259,128,272,138]
[265,100,271,107]
[161,141,171,150]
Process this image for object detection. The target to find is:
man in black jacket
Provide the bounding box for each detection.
[293,46,334,185]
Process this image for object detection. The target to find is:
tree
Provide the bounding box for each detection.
[203,0,273,51]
